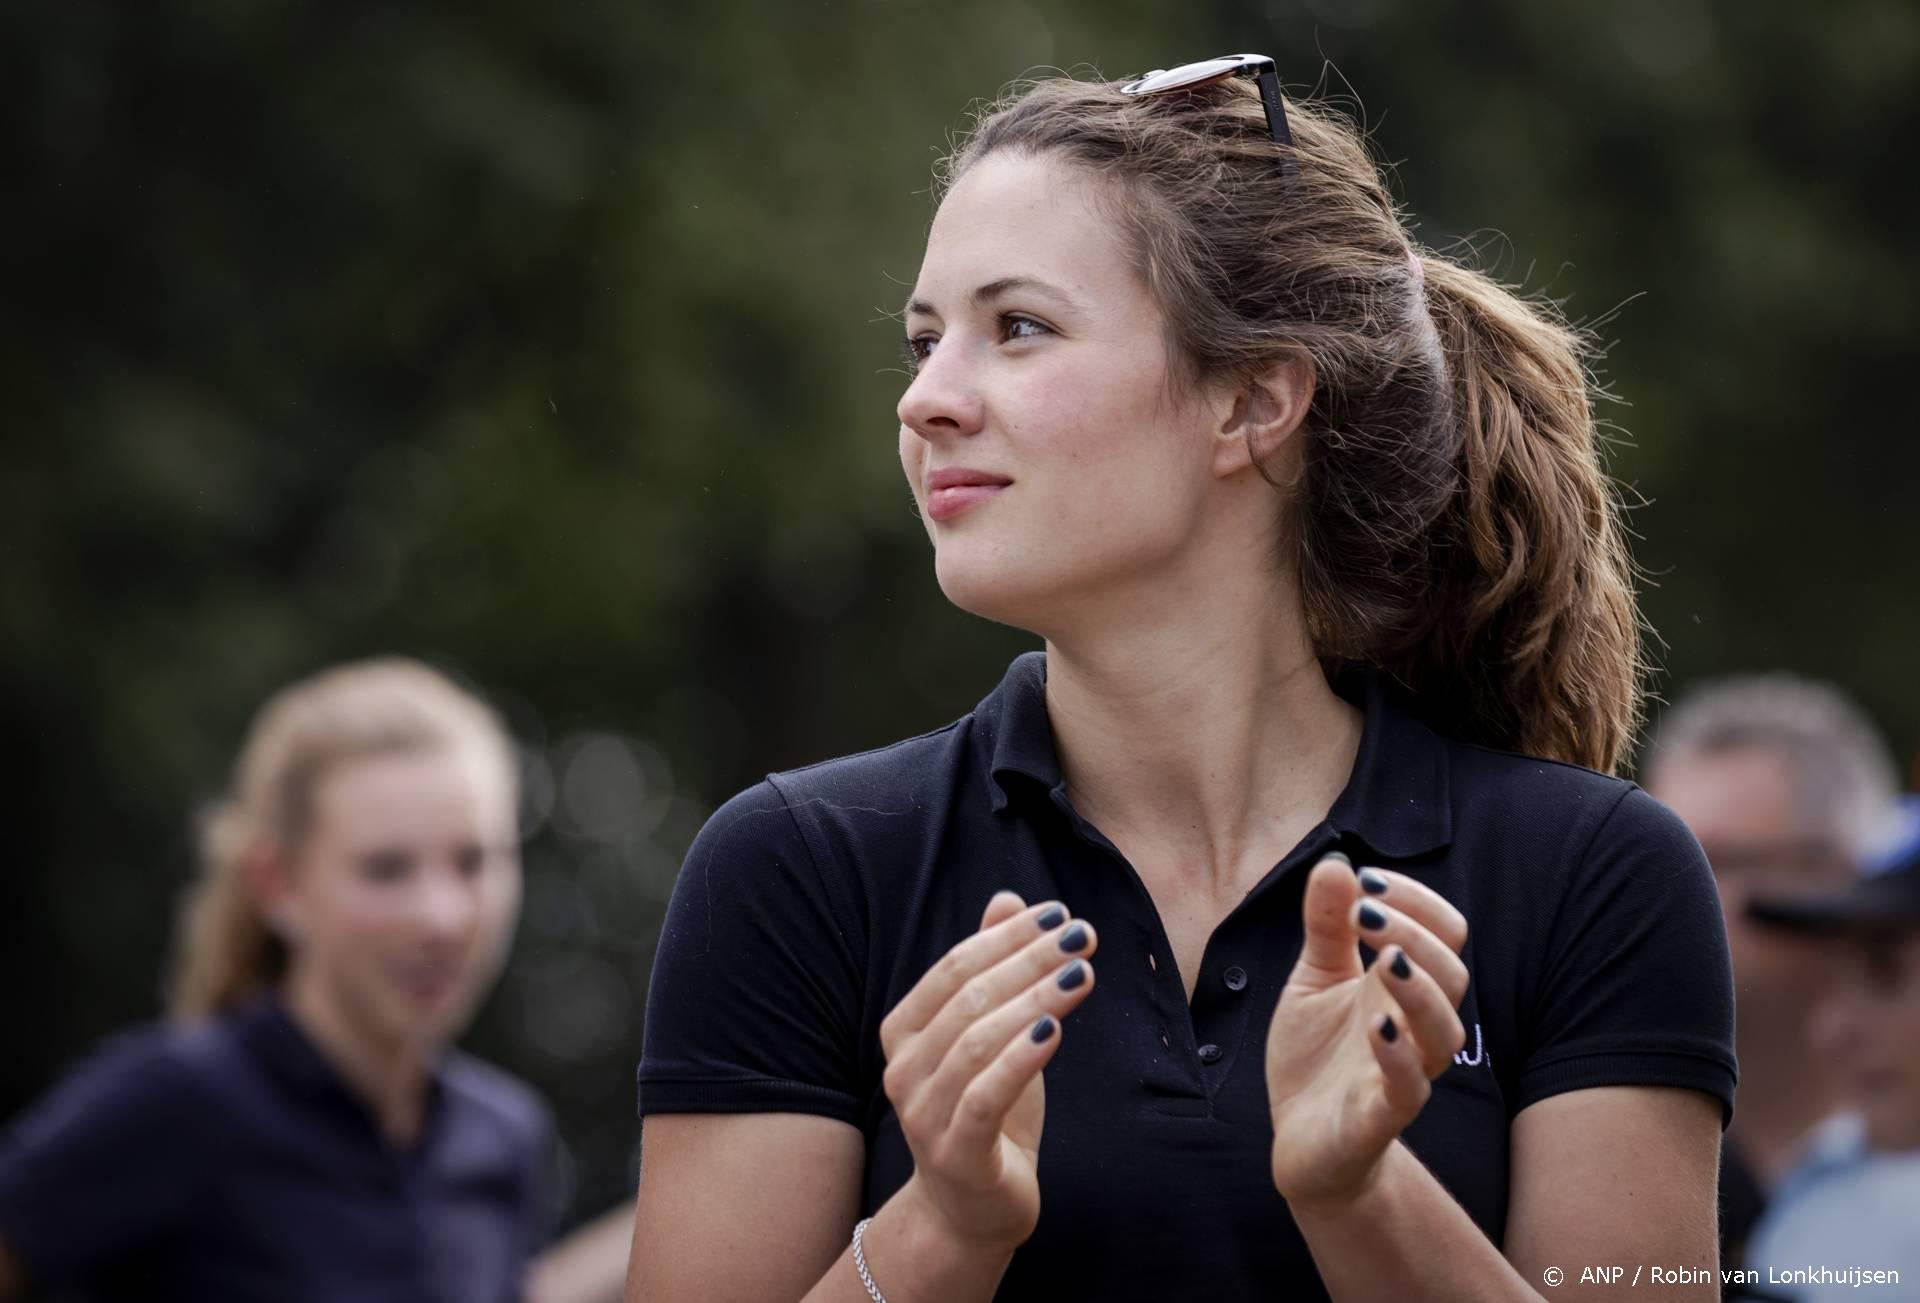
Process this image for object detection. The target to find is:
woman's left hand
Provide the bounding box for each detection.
[1265,853,1471,1209]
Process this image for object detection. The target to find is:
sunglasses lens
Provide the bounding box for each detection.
[1121,57,1248,96]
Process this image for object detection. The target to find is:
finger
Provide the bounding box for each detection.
[1350,897,1470,1007]
[881,895,1066,1053]
[1297,855,1363,981]
[1367,997,1432,1122]
[1374,944,1466,1078]
[1353,867,1468,954]
[940,1010,1068,1169]
[907,919,1098,1108]
[980,889,1029,932]
[911,951,1098,1144]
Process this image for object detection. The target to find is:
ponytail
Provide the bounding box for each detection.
[1395,255,1641,773]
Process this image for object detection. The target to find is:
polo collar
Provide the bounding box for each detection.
[980,650,1453,861]
[240,991,451,1148]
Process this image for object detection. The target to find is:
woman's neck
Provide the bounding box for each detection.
[1043,591,1362,899]
[280,974,432,1148]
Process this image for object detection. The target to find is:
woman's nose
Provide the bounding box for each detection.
[897,343,985,443]
[414,866,480,941]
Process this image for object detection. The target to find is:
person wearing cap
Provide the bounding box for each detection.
[1735,798,1920,1301]
[1643,675,1903,1272]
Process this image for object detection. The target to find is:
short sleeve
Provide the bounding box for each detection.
[0,1028,212,1287]
[1515,786,1738,1128]
[636,780,865,1125]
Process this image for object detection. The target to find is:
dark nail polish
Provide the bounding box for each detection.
[1057,960,1087,991]
[1322,850,1352,868]
[1380,1015,1398,1043]
[1031,1015,1057,1043]
[1358,868,1389,896]
[1037,905,1066,930]
[1358,902,1387,931]
[1390,948,1412,980]
[1059,923,1089,953]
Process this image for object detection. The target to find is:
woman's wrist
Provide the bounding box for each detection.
[1274,1139,1398,1217]
[853,1178,1021,1302]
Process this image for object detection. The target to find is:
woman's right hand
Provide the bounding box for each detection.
[878,890,1099,1254]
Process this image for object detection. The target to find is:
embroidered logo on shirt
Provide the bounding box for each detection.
[1452,1022,1489,1068]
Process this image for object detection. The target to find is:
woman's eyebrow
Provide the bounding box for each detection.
[904,275,1076,319]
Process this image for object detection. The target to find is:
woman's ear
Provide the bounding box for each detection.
[241,841,302,944]
[1212,354,1315,478]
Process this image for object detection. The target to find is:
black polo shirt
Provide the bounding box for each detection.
[0,994,553,1302]
[638,652,1737,1301]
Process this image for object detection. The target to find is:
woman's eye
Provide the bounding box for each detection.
[454,846,488,877]
[360,851,412,883]
[901,314,1052,374]
[1001,314,1051,342]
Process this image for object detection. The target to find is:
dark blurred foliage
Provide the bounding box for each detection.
[1,0,1914,1229]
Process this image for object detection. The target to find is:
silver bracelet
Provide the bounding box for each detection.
[851,1216,890,1303]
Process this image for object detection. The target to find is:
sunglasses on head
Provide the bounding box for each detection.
[1118,53,1296,177]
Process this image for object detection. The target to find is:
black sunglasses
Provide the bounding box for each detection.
[1118,53,1297,177]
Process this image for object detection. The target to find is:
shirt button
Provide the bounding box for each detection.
[1197,1043,1223,1065]
[1223,966,1248,992]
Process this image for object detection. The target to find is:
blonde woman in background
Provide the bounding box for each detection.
[0,658,556,1302]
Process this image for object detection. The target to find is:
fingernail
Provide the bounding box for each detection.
[1059,923,1089,953]
[1057,960,1087,991]
[1322,850,1352,868]
[1380,1014,1398,1043]
[1389,948,1412,980]
[1358,868,1388,896]
[1031,1015,1057,1043]
[1037,905,1066,930]
[1358,902,1387,931]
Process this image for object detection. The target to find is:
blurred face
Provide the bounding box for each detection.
[1648,744,1853,1013]
[1808,933,1920,1151]
[273,742,522,1054]
[897,150,1226,633]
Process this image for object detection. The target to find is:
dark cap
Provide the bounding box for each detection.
[1746,796,1920,937]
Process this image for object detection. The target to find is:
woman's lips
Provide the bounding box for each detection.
[927,483,1007,521]
[926,469,1011,522]
[394,964,460,1008]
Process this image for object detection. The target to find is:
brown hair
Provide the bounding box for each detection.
[939,74,1642,772]
[168,657,517,1019]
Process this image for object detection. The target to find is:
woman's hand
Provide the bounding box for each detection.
[879,890,1099,1253]
[1266,854,1470,1209]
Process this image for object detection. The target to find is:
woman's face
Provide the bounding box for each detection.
[1808,931,1920,1151]
[897,150,1229,634]
[274,742,523,1054]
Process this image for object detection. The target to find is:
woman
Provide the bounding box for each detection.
[0,658,553,1301]
[631,56,1736,1301]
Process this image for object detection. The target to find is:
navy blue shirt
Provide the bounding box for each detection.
[638,652,1738,1300]
[0,995,553,1302]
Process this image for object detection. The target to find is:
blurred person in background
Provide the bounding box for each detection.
[1737,797,1920,1300]
[630,56,1734,1302]
[1644,676,1902,1269]
[0,658,556,1301]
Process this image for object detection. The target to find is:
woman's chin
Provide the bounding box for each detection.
[934,559,1047,631]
